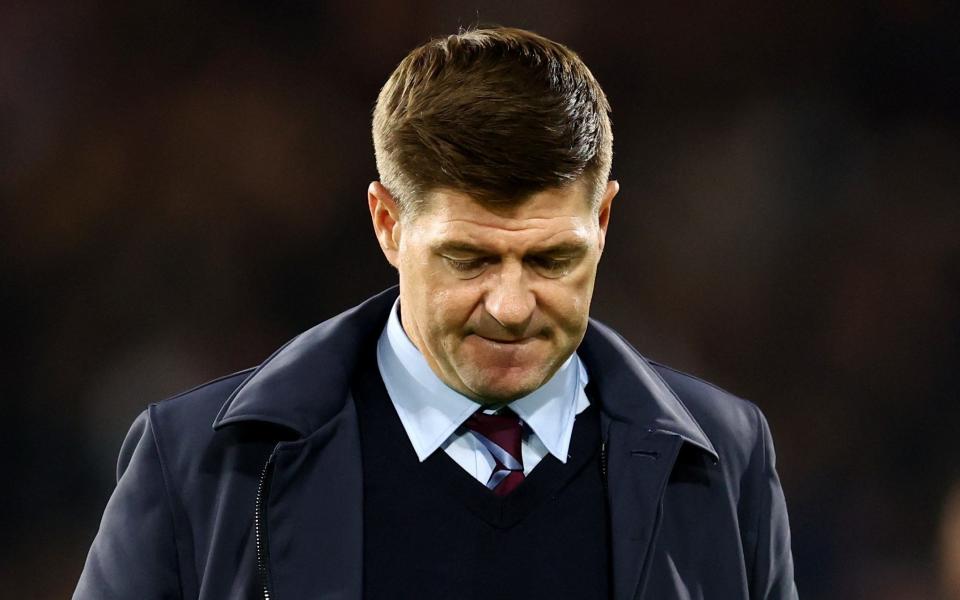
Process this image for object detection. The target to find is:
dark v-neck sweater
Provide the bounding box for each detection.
[353,344,611,599]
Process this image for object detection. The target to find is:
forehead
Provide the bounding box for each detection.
[410,185,596,250]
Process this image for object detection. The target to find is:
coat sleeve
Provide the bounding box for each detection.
[747,404,799,600]
[74,407,182,599]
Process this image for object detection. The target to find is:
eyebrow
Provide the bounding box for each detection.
[432,240,590,257]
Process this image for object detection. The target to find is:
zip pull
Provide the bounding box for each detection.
[600,439,608,489]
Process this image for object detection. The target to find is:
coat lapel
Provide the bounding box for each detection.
[604,419,683,600]
[579,321,719,600]
[264,394,364,600]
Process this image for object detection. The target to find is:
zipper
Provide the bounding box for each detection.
[255,445,280,600]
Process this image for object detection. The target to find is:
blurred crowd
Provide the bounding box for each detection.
[2,1,958,598]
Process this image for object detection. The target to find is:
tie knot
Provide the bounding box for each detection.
[463,408,523,460]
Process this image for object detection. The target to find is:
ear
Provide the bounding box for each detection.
[368,181,402,268]
[596,179,619,254]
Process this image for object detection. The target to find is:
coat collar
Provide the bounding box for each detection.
[212,286,718,462]
[212,286,397,434]
[577,319,718,462]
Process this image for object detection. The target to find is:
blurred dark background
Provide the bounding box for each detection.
[3,1,959,598]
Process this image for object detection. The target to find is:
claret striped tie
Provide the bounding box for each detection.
[463,408,525,496]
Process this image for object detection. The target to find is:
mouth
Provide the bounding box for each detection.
[473,334,535,346]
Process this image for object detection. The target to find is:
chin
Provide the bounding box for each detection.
[465,370,547,403]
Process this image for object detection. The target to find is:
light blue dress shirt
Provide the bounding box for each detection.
[376,298,590,485]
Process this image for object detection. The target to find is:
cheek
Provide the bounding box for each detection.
[543,274,594,329]
[423,285,480,340]
[448,287,484,322]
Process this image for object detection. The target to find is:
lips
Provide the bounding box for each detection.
[479,335,522,342]
[474,334,534,345]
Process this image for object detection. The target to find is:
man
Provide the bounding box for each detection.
[75,27,797,599]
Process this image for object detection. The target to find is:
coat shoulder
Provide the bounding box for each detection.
[135,367,284,527]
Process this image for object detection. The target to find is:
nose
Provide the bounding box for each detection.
[483,260,535,336]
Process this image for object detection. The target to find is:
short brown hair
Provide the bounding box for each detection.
[372,26,613,217]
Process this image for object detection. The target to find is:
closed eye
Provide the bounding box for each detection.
[527,256,575,277]
[443,256,488,279]
[447,258,487,272]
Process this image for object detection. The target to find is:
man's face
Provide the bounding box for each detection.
[370,179,617,404]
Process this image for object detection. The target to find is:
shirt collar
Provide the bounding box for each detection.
[376,298,589,463]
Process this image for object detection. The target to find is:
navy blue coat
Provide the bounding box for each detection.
[75,287,798,599]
